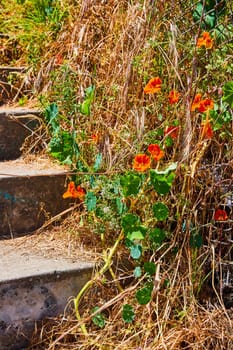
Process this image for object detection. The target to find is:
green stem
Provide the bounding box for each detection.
[74,230,124,335]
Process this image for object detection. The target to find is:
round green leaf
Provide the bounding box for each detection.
[149,228,166,245]
[85,191,97,211]
[222,81,233,108]
[134,266,142,278]
[122,304,135,323]
[144,262,156,275]
[91,307,106,328]
[120,172,142,197]
[136,284,153,305]
[130,244,142,260]
[127,230,145,241]
[153,202,169,221]
[190,232,203,249]
[121,213,140,233]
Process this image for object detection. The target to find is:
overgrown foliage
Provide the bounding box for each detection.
[1,0,233,349]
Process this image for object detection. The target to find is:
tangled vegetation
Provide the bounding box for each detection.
[1,0,233,349]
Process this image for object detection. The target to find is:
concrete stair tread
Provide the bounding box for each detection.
[0,157,71,237]
[0,106,41,116]
[0,233,94,350]
[0,106,42,160]
[0,239,94,283]
[0,157,69,177]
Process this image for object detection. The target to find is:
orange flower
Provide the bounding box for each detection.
[132,154,151,172]
[198,98,214,113]
[91,134,99,143]
[164,126,179,140]
[54,53,63,65]
[201,121,214,139]
[191,94,214,113]
[168,90,180,104]
[76,185,86,200]
[148,144,164,161]
[197,32,213,49]
[191,93,202,112]
[214,209,228,221]
[63,182,86,200]
[144,77,162,94]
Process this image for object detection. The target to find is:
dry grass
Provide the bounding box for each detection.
[1,0,233,349]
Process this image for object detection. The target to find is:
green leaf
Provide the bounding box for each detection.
[93,153,102,172]
[222,81,233,108]
[210,105,232,130]
[121,213,140,233]
[150,170,176,195]
[165,136,173,147]
[154,163,177,175]
[193,2,216,29]
[130,244,142,260]
[144,262,156,276]
[190,232,203,249]
[91,307,106,328]
[134,266,142,278]
[80,99,91,116]
[120,172,141,197]
[49,130,80,164]
[150,173,170,195]
[213,24,232,42]
[85,85,95,99]
[116,197,127,215]
[79,85,95,116]
[122,304,135,323]
[193,0,225,29]
[85,191,97,211]
[205,0,226,16]
[136,283,153,305]
[44,103,59,131]
[149,228,166,245]
[204,12,216,29]
[153,202,169,221]
[127,230,145,241]
[193,3,204,24]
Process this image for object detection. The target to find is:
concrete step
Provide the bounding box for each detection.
[0,239,94,350]
[0,158,71,238]
[0,66,28,105]
[0,107,41,161]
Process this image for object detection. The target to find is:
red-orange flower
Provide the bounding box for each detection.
[168,90,180,104]
[63,182,86,200]
[54,53,63,65]
[191,94,214,113]
[91,134,99,143]
[144,77,162,94]
[214,209,228,221]
[148,144,164,161]
[76,185,86,200]
[191,93,202,112]
[132,154,151,172]
[201,121,214,139]
[197,32,213,49]
[198,98,214,113]
[164,126,179,140]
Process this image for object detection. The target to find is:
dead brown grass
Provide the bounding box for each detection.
[2,0,233,349]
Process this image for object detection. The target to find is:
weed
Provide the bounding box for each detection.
[2,0,233,349]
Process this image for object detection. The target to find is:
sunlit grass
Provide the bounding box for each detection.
[1,1,233,349]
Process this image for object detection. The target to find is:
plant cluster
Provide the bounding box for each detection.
[2,0,233,349]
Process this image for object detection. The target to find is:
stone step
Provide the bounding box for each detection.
[0,239,94,350]
[0,66,29,105]
[0,107,41,161]
[0,158,71,238]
